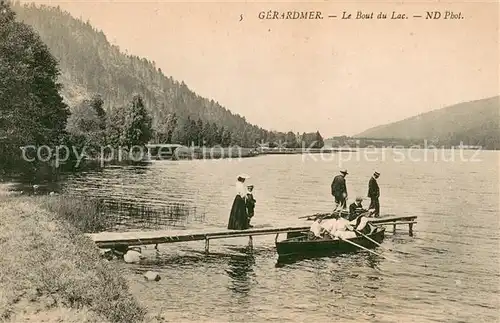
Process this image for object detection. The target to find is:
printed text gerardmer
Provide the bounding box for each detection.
[259,11,324,20]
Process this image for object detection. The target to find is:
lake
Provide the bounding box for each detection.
[61,149,499,322]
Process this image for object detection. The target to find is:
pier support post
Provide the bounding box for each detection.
[205,238,210,254]
[409,223,414,237]
[248,236,253,251]
[393,223,396,234]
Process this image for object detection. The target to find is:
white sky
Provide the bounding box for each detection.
[27,0,500,137]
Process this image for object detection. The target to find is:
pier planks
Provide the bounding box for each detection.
[85,215,418,249]
[86,226,310,249]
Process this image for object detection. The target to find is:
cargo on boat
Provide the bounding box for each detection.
[275,223,385,259]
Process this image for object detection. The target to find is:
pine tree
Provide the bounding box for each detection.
[166,112,177,143]
[196,118,203,146]
[90,94,106,130]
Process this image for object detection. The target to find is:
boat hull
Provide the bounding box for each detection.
[276,226,385,259]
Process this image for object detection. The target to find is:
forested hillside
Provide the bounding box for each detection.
[355,96,500,149]
[12,2,323,148]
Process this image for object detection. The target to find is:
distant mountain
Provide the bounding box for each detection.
[11,2,273,145]
[355,96,500,149]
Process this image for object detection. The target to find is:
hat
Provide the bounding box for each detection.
[247,185,254,190]
[237,173,250,179]
[340,169,348,174]
[374,171,380,177]
[355,196,363,201]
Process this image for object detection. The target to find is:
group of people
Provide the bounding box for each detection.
[227,174,257,230]
[306,169,382,240]
[308,207,372,240]
[331,169,381,217]
[226,169,382,237]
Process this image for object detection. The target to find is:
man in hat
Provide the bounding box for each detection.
[331,169,348,210]
[368,171,380,217]
[349,196,366,221]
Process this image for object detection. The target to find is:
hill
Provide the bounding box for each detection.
[11,2,324,147]
[355,96,500,149]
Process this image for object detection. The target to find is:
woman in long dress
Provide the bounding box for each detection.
[227,174,250,230]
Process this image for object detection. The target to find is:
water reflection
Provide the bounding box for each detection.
[276,251,382,270]
[226,253,256,296]
[365,253,381,269]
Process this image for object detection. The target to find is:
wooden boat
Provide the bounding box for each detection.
[275,224,385,259]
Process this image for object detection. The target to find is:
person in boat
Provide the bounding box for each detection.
[351,209,375,235]
[308,215,337,240]
[327,210,371,240]
[245,185,256,228]
[227,174,250,230]
[319,216,338,239]
[331,215,357,240]
[367,171,380,217]
[308,217,325,239]
[331,169,348,211]
[349,196,366,221]
[308,212,351,240]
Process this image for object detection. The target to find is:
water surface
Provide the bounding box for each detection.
[62,149,500,322]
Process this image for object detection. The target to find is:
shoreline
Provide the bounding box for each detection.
[0,185,149,323]
[79,147,356,164]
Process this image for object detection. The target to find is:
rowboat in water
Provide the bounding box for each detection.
[275,223,385,259]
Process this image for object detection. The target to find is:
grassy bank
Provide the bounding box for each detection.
[0,188,146,322]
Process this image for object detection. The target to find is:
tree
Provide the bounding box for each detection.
[0,0,70,171]
[215,126,224,145]
[170,117,185,144]
[196,118,203,145]
[285,131,297,148]
[106,105,127,147]
[66,97,107,156]
[209,123,218,146]
[166,113,177,144]
[89,94,106,130]
[122,94,152,147]
[182,116,192,145]
[153,110,177,144]
[202,121,214,146]
[189,117,198,146]
[106,95,152,149]
[241,130,249,147]
[314,131,324,148]
[222,128,232,147]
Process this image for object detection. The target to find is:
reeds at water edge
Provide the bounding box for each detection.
[39,194,205,233]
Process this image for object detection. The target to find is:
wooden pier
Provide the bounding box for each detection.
[86,215,417,253]
[86,225,310,253]
[367,215,417,236]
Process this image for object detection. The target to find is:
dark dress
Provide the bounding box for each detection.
[228,194,249,230]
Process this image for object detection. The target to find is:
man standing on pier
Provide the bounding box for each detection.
[331,169,348,210]
[368,171,380,217]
